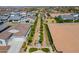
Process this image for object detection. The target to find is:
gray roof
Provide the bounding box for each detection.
[27,12,35,16]
[0,15,9,20]
[60,13,79,20]
[0,15,9,22]
[9,15,21,20]
[10,12,20,15]
[61,15,74,20]
[0,23,8,31]
[21,16,27,20]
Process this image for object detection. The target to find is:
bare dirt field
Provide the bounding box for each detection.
[48,23,79,53]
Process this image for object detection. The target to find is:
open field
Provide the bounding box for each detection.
[48,23,79,53]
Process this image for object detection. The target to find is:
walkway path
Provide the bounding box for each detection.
[32,14,41,47]
[8,38,25,53]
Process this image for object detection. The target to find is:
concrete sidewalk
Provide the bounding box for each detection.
[8,38,25,53]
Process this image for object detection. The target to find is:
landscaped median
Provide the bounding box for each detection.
[27,16,38,44]
[39,16,43,44]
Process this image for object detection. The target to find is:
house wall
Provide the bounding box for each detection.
[0,39,6,46]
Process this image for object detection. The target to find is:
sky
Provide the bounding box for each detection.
[0,0,79,6]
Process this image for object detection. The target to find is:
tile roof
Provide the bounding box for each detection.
[0,46,10,53]
[0,31,12,40]
[13,24,30,37]
[0,23,30,40]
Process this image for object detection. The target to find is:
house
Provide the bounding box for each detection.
[0,15,10,22]
[8,11,35,23]
[8,11,22,22]
[0,22,11,33]
[7,24,30,53]
[27,12,35,19]
[0,23,30,52]
[0,31,13,46]
[11,24,30,38]
[21,16,35,23]
[72,13,79,20]
[0,46,10,53]
[8,15,22,22]
[20,11,26,16]
[60,13,79,20]
[10,12,20,16]
[20,16,28,22]
[5,23,30,43]
[60,15,74,20]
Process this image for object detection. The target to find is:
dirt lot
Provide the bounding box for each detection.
[48,23,79,53]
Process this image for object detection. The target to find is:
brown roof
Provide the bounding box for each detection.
[13,24,30,37]
[0,31,12,40]
[48,23,79,53]
[0,24,30,40]
[0,25,14,40]
[0,46,10,53]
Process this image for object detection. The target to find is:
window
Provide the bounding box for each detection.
[0,22,3,25]
[0,41,2,44]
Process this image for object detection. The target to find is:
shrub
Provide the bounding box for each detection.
[29,48,38,53]
[63,20,73,23]
[74,20,79,22]
[27,16,38,44]
[41,48,50,53]
[22,42,26,48]
[44,24,57,52]
[28,39,32,43]
[55,17,63,23]
[24,46,27,52]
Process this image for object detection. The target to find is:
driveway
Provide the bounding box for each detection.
[8,38,25,53]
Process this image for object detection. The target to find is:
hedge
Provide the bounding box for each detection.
[28,15,38,44]
[63,20,73,23]
[74,20,79,22]
[29,48,38,53]
[22,42,26,48]
[41,48,50,53]
[55,16,63,23]
[55,16,73,23]
[44,24,57,52]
